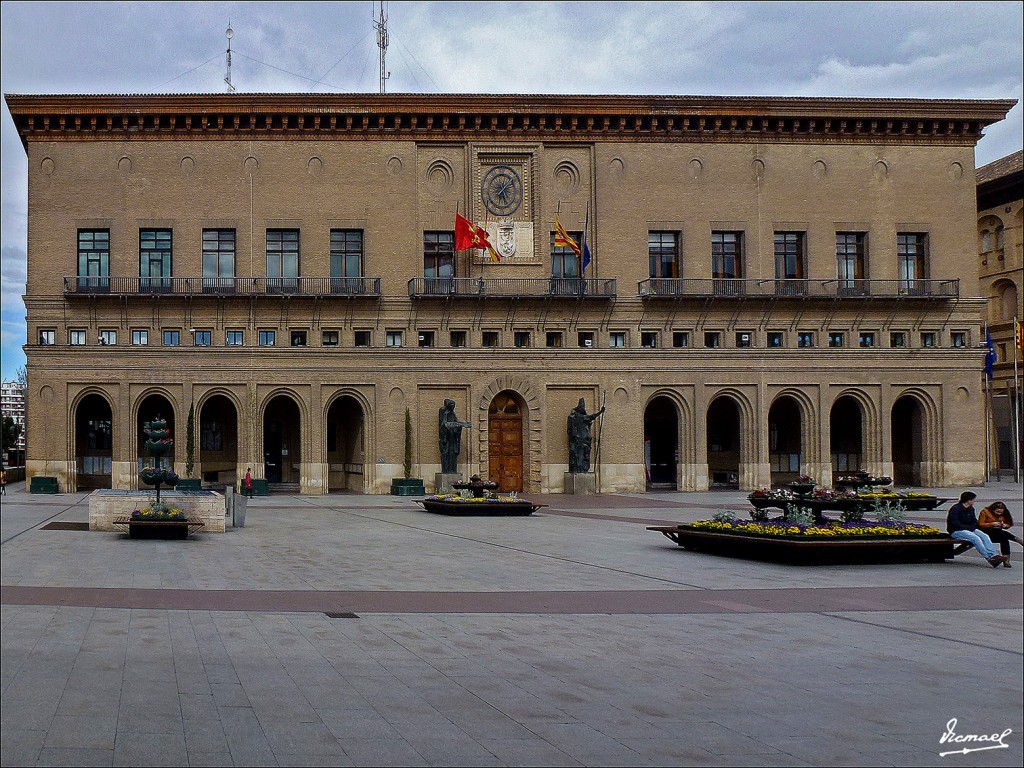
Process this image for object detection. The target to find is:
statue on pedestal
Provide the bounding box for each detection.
[438,398,471,473]
[567,398,606,473]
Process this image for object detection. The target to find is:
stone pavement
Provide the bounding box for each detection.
[1,480,1022,767]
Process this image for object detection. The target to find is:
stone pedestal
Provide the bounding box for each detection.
[435,473,461,494]
[89,489,226,532]
[564,472,597,494]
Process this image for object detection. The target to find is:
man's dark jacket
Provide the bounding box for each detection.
[946,502,979,533]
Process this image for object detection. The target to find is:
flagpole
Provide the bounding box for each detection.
[985,372,992,481]
[1014,315,1021,483]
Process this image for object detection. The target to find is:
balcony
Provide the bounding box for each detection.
[408,277,617,299]
[638,278,959,299]
[63,276,382,297]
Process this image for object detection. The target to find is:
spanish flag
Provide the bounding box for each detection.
[554,215,580,259]
[1016,318,1023,357]
[455,212,500,262]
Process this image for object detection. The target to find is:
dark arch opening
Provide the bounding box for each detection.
[769,396,802,485]
[327,396,365,492]
[892,396,924,486]
[75,394,112,489]
[264,395,301,485]
[644,396,678,489]
[830,396,864,474]
[200,395,238,487]
[707,397,741,489]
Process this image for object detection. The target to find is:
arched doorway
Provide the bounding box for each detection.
[769,396,802,485]
[199,395,239,486]
[830,396,863,474]
[326,395,365,492]
[137,394,175,471]
[264,395,301,485]
[892,395,924,486]
[645,396,678,489]
[488,391,523,491]
[75,394,113,489]
[707,396,741,488]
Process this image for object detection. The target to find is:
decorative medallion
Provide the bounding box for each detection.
[481,164,523,216]
[497,218,517,259]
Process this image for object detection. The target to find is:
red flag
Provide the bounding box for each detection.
[455,213,500,262]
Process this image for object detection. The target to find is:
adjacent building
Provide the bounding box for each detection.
[1,379,27,463]
[5,92,1015,494]
[977,150,1024,478]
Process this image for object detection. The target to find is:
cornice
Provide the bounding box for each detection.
[5,92,1017,150]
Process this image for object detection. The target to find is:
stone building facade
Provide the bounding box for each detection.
[977,150,1023,477]
[5,93,1015,494]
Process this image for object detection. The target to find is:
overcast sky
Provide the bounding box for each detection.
[1,1,1022,381]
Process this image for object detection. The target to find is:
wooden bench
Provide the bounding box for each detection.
[30,476,59,494]
[112,516,205,539]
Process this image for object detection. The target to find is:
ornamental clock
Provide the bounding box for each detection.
[481,165,523,216]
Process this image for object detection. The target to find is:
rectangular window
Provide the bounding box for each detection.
[99,330,117,346]
[77,229,110,291]
[951,331,966,348]
[641,331,658,348]
[828,332,845,348]
[898,233,928,291]
[859,332,876,348]
[774,231,806,285]
[577,331,594,348]
[921,332,936,348]
[423,231,455,288]
[483,331,499,348]
[704,332,721,349]
[546,331,563,348]
[163,330,181,347]
[259,330,276,347]
[202,229,235,290]
[673,331,690,348]
[767,332,784,348]
[132,330,148,346]
[797,332,815,348]
[836,232,867,294]
[514,331,530,348]
[226,330,244,346]
[736,332,752,348]
[70,330,87,346]
[194,330,212,347]
[609,332,626,348]
[551,231,583,280]
[386,330,403,347]
[355,330,372,347]
[39,329,55,345]
[266,229,299,291]
[711,231,743,280]
[330,229,364,291]
[290,330,307,347]
[418,331,435,348]
[648,231,680,278]
[322,331,339,347]
[139,229,172,291]
[890,332,906,349]
[450,330,467,348]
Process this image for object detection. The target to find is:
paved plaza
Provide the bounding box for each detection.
[2,481,1022,767]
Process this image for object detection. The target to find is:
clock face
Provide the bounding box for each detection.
[481,165,523,216]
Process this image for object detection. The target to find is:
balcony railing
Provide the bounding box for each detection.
[64,276,382,297]
[408,276,617,298]
[638,278,959,299]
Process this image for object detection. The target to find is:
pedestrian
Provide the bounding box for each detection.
[977,501,1023,568]
[0,468,6,495]
[244,467,253,498]
[946,491,1006,567]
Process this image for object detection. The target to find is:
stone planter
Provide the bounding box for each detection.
[176,479,202,492]
[391,478,425,496]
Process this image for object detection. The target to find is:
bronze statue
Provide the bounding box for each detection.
[438,398,470,473]
[567,398,605,473]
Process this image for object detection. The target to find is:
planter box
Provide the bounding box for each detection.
[30,476,59,494]
[648,525,954,565]
[415,498,544,516]
[176,479,202,492]
[391,478,425,496]
[113,517,205,540]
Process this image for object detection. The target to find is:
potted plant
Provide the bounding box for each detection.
[787,474,816,496]
[177,402,202,492]
[391,408,425,496]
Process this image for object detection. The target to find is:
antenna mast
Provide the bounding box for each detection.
[225,22,236,93]
[374,2,390,94]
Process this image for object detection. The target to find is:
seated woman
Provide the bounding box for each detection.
[977,501,1024,568]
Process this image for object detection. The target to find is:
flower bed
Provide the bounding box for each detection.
[690,518,943,539]
[748,488,947,513]
[415,493,545,516]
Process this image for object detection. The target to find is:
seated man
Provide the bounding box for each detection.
[947,491,1006,567]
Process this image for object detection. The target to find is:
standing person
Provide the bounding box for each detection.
[0,468,6,495]
[244,467,253,498]
[977,501,1024,568]
[946,491,1006,567]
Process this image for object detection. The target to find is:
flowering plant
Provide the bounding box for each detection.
[130,506,186,521]
[796,475,815,484]
[427,493,527,504]
[691,518,942,539]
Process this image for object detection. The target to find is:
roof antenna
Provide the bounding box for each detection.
[225,21,236,93]
[373,2,390,94]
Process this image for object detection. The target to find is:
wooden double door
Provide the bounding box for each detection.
[488,392,524,492]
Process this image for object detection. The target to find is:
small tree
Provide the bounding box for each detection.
[404,407,413,479]
[185,402,196,478]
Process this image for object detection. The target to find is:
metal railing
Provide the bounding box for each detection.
[408,276,616,298]
[638,277,959,299]
[64,276,382,297]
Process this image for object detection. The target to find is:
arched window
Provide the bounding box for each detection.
[995,225,1005,253]
[982,230,992,252]
[1000,282,1019,322]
